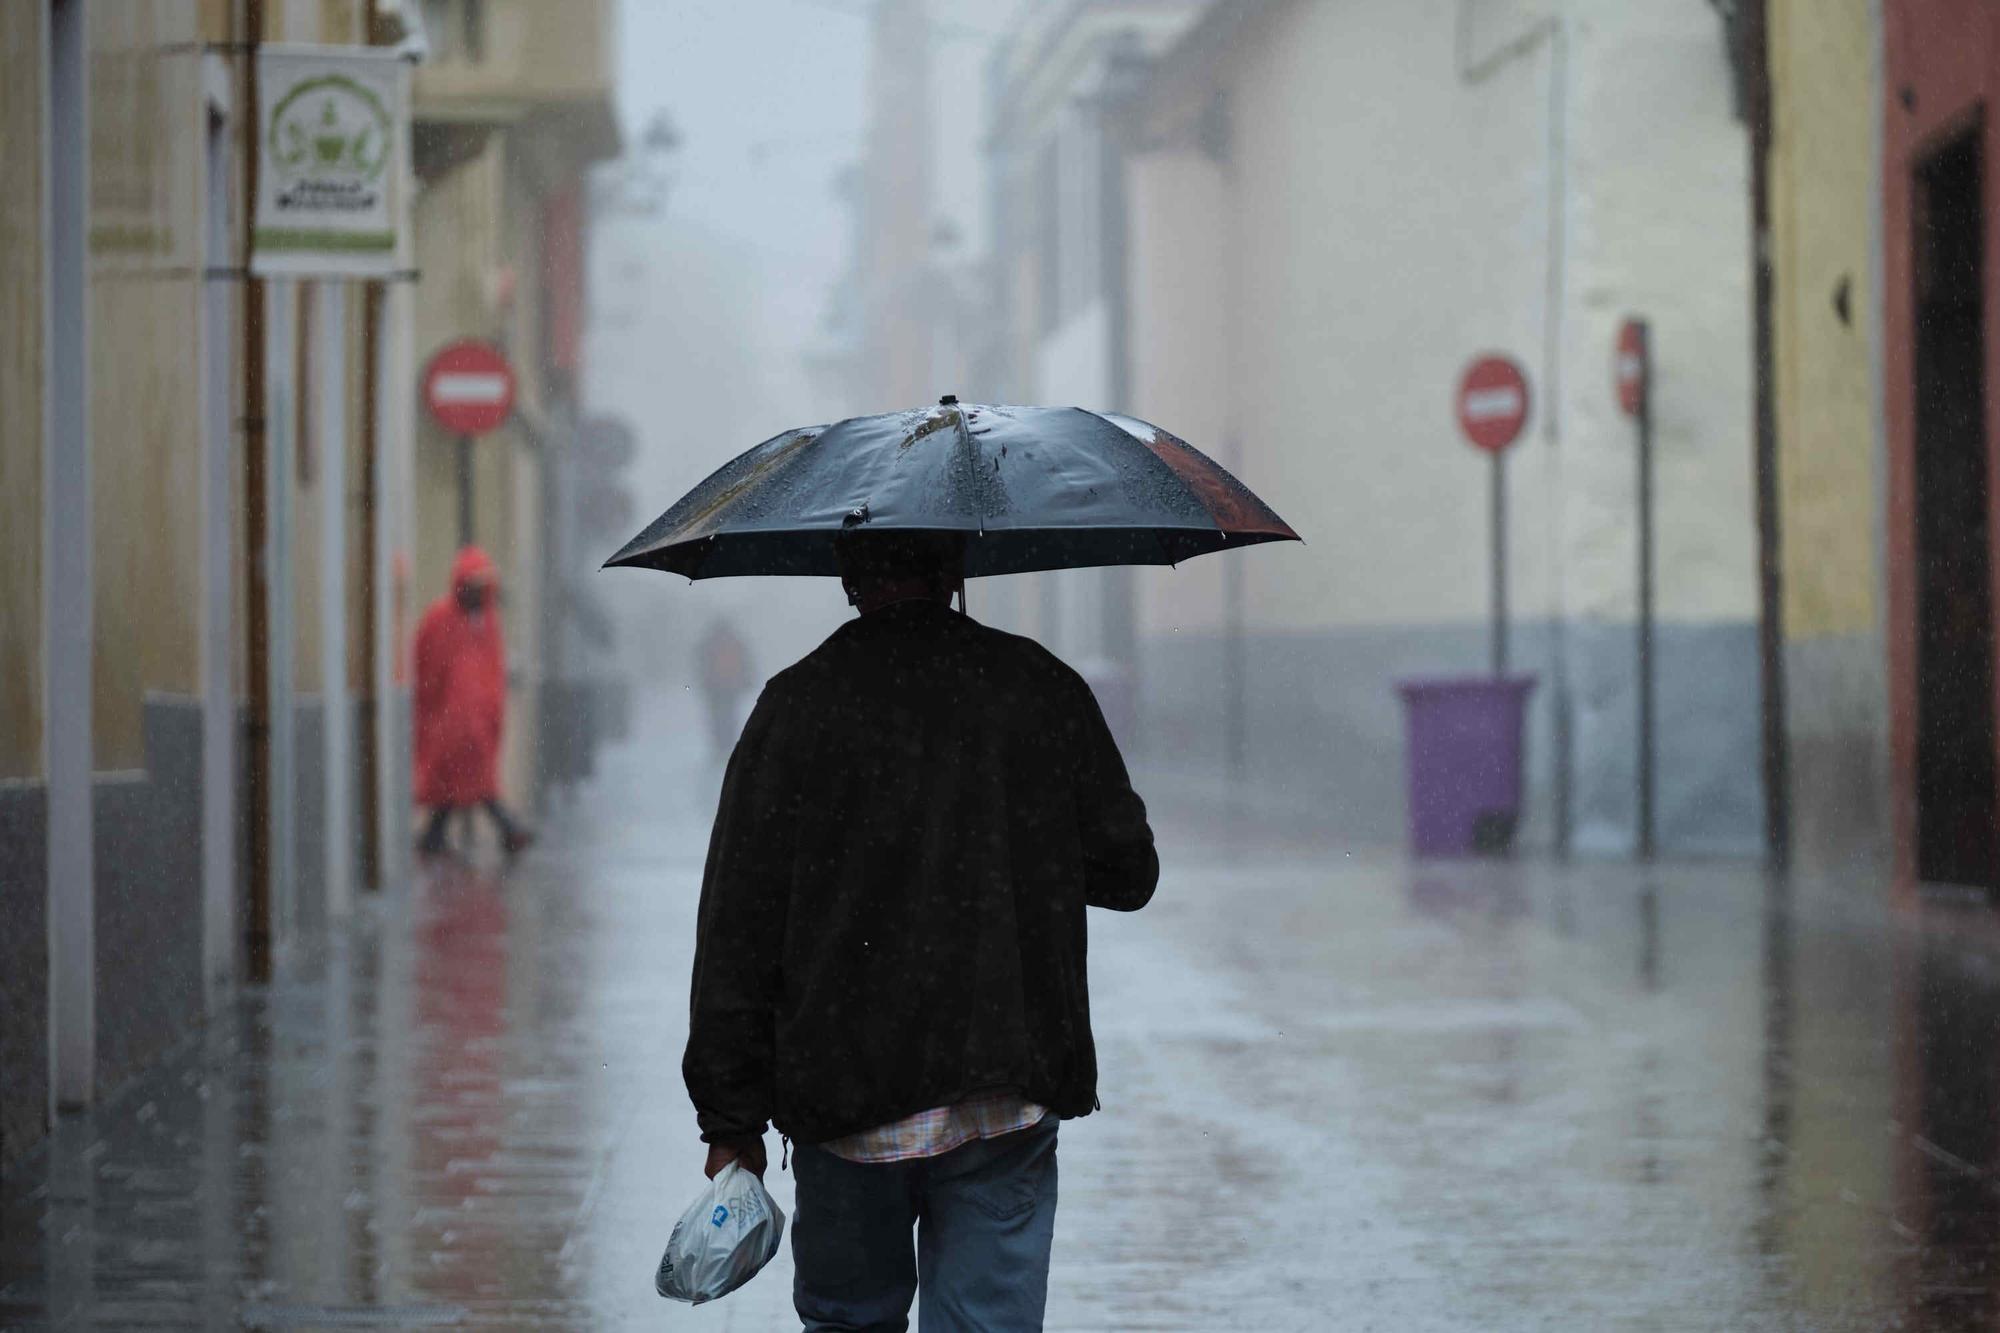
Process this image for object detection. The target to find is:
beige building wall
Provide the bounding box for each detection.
[88,0,205,770]
[1767,0,1888,871]
[1192,0,1557,634]
[266,0,360,43]
[0,5,47,782]
[1128,0,1755,638]
[1128,147,1231,641]
[413,0,615,109]
[8,0,337,765]
[1118,0,1763,852]
[280,283,372,700]
[497,167,548,807]
[1770,0,1880,641]
[276,3,366,702]
[412,137,506,614]
[409,131,543,804]
[1561,4,1758,627]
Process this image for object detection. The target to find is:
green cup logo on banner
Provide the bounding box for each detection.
[270,75,390,190]
[253,46,409,278]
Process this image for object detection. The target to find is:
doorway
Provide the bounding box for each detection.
[1913,126,1997,891]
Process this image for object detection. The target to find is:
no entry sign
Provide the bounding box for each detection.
[1456,356,1530,453]
[423,339,516,437]
[1616,318,1649,417]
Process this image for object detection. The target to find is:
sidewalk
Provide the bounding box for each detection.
[6,693,2000,1329]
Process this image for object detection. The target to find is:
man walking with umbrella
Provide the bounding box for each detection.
[609,397,1295,1326]
[684,528,1157,1330]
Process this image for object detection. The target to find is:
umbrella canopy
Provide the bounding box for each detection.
[603,399,1300,579]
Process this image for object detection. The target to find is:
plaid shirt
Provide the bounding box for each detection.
[820,1090,1050,1164]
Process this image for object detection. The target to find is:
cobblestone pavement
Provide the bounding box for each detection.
[10,695,2000,1329]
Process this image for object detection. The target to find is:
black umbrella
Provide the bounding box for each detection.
[603,398,1299,579]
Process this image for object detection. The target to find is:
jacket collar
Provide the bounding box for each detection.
[837,599,967,639]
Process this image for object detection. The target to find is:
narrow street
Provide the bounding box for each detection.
[5,691,2000,1330]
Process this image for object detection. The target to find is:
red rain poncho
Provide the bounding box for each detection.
[413,547,508,808]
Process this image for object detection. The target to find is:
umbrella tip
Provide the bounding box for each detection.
[939,393,958,406]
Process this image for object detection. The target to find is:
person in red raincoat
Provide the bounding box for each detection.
[414,546,534,858]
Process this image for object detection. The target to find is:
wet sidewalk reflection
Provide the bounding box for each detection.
[8,698,2000,1327]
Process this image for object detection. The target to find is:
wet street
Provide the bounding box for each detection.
[7,694,2000,1330]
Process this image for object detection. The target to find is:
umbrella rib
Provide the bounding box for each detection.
[949,406,988,538]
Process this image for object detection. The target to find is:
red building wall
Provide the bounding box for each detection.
[541,177,584,379]
[1881,0,2000,893]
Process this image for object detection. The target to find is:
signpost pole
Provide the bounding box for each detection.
[1491,450,1508,674]
[457,434,474,547]
[1633,322,1656,861]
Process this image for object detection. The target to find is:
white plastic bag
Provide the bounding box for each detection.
[655,1161,786,1304]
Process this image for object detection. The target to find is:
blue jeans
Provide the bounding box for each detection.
[791,1116,1059,1332]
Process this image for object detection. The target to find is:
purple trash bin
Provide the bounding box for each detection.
[1394,675,1538,857]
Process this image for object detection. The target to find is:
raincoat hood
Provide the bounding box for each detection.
[451,546,498,596]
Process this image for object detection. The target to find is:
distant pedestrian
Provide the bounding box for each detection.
[413,546,534,860]
[696,616,753,759]
[683,530,1158,1331]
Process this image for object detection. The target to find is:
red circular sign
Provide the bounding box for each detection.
[423,339,517,437]
[1456,355,1530,453]
[1616,319,1648,417]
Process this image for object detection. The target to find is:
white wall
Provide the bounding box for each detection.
[1129,146,1233,639]
[1562,4,1755,624]
[1033,299,1115,660]
[1119,0,1761,854]
[1128,0,1755,641]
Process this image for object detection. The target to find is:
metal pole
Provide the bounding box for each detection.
[316,282,351,921]
[1492,449,1509,674]
[357,282,380,891]
[1636,321,1656,862]
[265,279,297,952]
[241,0,272,983]
[1544,19,1573,857]
[1225,539,1246,783]
[46,0,96,1109]
[457,435,474,547]
[199,84,238,1009]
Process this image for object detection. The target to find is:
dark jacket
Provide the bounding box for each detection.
[682,599,1158,1146]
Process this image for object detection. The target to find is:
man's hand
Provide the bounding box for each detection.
[704,1136,768,1180]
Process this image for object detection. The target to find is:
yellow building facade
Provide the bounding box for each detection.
[0,0,623,1171]
[1766,0,1890,872]
[405,0,618,810]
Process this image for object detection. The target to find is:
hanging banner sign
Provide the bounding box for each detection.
[252,45,410,278]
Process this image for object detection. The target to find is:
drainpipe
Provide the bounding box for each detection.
[242,0,272,981]
[1743,0,1791,870]
[47,0,96,1111]
[1713,0,1790,869]
[356,0,382,892]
